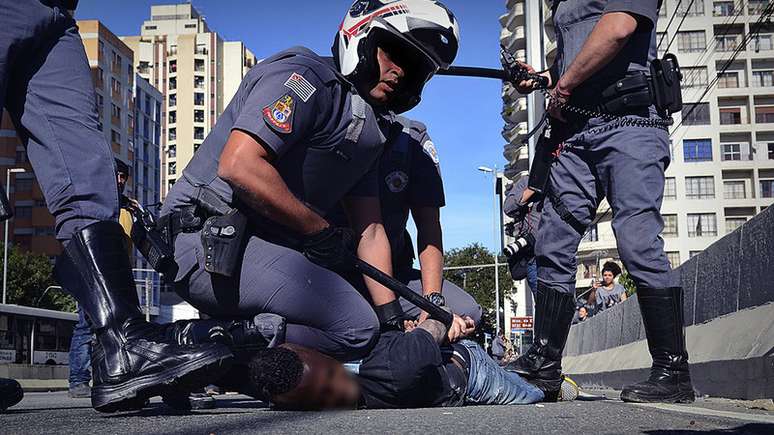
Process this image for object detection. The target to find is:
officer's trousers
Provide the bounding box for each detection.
[535,113,679,293]
[174,232,380,362]
[0,0,119,240]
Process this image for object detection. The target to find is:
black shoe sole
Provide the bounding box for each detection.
[620,389,696,404]
[0,384,24,412]
[92,350,232,413]
[525,376,563,403]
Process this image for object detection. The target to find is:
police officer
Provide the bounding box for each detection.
[373,116,482,325]
[0,0,231,412]
[510,0,695,403]
[160,0,461,362]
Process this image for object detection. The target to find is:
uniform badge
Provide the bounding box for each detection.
[262,94,295,134]
[422,140,440,165]
[385,170,409,193]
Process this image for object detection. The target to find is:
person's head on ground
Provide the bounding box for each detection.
[114,158,129,195]
[334,0,460,113]
[249,344,360,411]
[601,261,622,286]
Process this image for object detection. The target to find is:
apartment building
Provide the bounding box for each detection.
[502,0,774,286]
[0,21,137,259]
[122,3,256,199]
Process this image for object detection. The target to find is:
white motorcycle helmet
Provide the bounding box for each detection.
[333,0,460,113]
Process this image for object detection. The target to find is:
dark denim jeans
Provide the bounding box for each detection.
[461,340,543,405]
[68,307,91,386]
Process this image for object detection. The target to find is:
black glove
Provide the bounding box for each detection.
[302,226,357,272]
[373,299,408,332]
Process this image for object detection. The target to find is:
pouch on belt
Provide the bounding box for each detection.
[201,209,248,278]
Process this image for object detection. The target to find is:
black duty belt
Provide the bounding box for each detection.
[158,205,207,239]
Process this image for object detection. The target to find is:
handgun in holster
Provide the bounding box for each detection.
[129,202,175,274]
[0,184,13,222]
[193,186,249,278]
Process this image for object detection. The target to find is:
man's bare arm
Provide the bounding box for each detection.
[411,206,444,296]
[217,130,328,236]
[555,12,640,94]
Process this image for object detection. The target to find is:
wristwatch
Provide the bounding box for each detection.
[423,292,446,307]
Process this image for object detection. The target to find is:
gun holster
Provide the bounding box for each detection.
[130,206,176,274]
[201,208,248,278]
[650,53,683,115]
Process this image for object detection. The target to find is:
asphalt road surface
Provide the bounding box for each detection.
[4,390,773,434]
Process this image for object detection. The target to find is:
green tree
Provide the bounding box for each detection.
[619,271,637,297]
[2,243,75,312]
[443,243,513,336]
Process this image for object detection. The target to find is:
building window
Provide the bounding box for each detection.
[111,77,121,95]
[682,67,708,88]
[755,106,774,124]
[194,76,205,89]
[716,35,742,52]
[95,94,104,113]
[686,176,715,199]
[723,180,746,199]
[755,34,774,52]
[168,127,176,141]
[581,224,598,242]
[15,206,32,219]
[726,217,747,233]
[111,103,121,119]
[752,70,774,87]
[111,129,121,144]
[666,251,681,269]
[169,110,176,124]
[679,0,705,15]
[721,143,750,161]
[768,143,774,160]
[681,103,710,125]
[144,25,157,30]
[683,139,713,162]
[719,107,743,125]
[713,1,736,16]
[194,93,205,106]
[717,72,740,89]
[15,179,33,192]
[749,0,768,14]
[194,127,205,140]
[168,180,175,190]
[194,109,204,123]
[96,67,105,87]
[169,60,177,74]
[761,179,774,198]
[195,59,205,73]
[677,31,706,53]
[662,214,679,237]
[168,163,176,176]
[185,23,197,29]
[111,51,122,70]
[194,143,202,153]
[144,95,151,116]
[168,145,176,158]
[664,177,677,200]
[169,76,176,91]
[169,93,177,107]
[687,213,717,237]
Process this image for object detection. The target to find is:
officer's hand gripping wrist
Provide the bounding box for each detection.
[374,299,409,332]
[302,226,357,272]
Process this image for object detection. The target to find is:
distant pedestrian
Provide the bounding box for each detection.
[593,262,627,312]
[491,330,506,362]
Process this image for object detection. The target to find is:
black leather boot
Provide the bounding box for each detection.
[0,378,23,412]
[160,314,285,409]
[505,284,576,401]
[621,287,695,403]
[55,221,233,413]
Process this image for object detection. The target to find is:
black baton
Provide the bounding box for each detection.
[353,258,454,328]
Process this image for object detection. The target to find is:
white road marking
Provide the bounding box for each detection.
[630,402,774,425]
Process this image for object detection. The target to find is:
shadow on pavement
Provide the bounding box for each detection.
[645,423,774,435]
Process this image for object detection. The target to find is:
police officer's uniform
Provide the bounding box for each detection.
[512,0,695,404]
[161,47,389,361]
[536,0,676,293]
[377,117,482,323]
[0,0,119,239]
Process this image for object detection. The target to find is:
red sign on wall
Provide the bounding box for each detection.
[511,316,534,330]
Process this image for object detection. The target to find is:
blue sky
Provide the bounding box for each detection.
[76,0,508,252]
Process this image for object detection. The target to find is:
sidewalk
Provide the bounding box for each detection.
[16,379,69,392]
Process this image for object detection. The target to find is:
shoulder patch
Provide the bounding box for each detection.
[262,94,295,134]
[422,140,440,165]
[284,72,317,102]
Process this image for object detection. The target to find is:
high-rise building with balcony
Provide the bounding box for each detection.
[122,3,256,199]
[575,0,774,283]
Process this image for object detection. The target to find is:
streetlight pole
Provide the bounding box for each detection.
[3,167,26,305]
[478,165,501,333]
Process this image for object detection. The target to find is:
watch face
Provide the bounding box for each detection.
[426,292,445,306]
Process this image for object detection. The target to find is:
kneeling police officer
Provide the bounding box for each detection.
[160,0,460,361]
